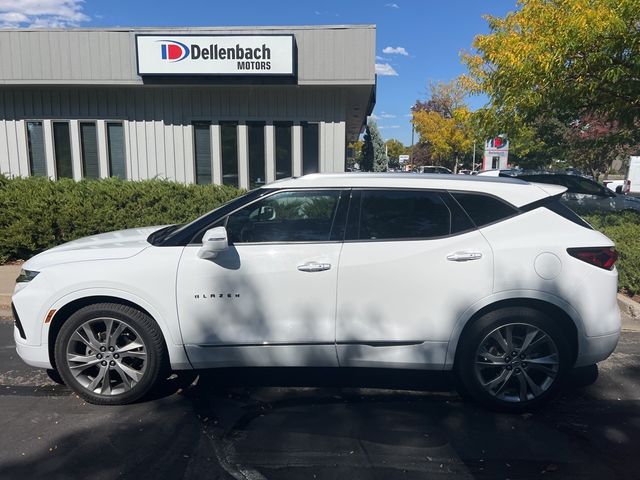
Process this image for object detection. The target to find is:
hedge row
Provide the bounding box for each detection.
[0,176,243,262]
[584,211,640,296]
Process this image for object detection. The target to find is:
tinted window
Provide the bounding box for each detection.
[221,122,238,187]
[80,122,99,179]
[53,122,73,178]
[302,122,319,175]
[248,122,266,188]
[107,122,126,179]
[275,122,292,179]
[193,122,211,185]
[565,176,609,196]
[356,190,451,240]
[26,121,46,177]
[226,190,341,243]
[452,192,519,227]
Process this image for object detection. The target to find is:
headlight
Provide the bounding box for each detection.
[16,269,39,283]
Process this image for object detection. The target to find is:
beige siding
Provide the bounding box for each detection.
[0,85,352,181]
[0,26,375,86]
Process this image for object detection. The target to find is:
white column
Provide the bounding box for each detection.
[123,120,133,180]
[211,122,222,185]
[43,120,56,179]
[184,124,195,184]
[332,121,346,172]
[15,120,30,177]
[237,122,249,190]
[69,120,82,181]
[265,122,276,183]
[319,121,328,173]
[96,120,109,178]
[292,122,302,177]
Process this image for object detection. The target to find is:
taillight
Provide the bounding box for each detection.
[567,247,618,270]
[623,180,630,194]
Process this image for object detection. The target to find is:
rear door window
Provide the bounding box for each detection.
[350,189,452,240]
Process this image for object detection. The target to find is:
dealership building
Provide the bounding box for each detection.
[0,25,375,188]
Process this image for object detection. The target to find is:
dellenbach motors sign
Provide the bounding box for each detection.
[136,35,295,76]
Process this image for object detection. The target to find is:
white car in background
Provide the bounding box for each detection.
[12,173,620,411]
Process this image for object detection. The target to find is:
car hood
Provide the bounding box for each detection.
[23,225,167,271]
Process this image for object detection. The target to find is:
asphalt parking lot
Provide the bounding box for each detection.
[1,317,639,480]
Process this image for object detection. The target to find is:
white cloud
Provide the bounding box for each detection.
[375,63,398,76]
[0,0,90,28]
[385,3,400,8]
[379,125,401,129]
[382,46,409,56]
[379,112,396,119]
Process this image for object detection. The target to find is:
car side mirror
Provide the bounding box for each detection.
[615,186,623,194]
[198,226,228,259]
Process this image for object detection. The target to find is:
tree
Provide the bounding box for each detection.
[412,80,473,172]
[361,120,388,172]
[462,0,640,129]
[384,139,406,170]
[346,140,363,170]
[561,114,639,179]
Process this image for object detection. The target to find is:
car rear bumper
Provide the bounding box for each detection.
[575,330,620,367]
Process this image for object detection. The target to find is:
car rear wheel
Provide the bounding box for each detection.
[54,303,167,405]
[455,307,571,411]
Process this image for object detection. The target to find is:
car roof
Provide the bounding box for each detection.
[263,173,566,208]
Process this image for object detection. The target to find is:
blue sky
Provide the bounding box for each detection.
[1,0,518,145]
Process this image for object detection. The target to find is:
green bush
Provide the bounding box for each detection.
[0,176,243,262]
[584,211,640,296]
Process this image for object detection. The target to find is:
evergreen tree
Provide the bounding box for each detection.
[361,120,388,172]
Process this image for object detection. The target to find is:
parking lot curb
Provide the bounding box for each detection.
[618,293,640,321]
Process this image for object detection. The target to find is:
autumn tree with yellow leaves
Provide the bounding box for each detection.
[460,0,640,176]
[411,80,475,172]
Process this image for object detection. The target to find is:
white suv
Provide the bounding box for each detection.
[12,173,621,410]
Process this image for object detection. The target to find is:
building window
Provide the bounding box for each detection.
[193,122,212,184]
[107,122,126,179]
[275,122,292,179]
[26,121,46,177]
[302,122,319,175]
[248,122,266,188]
[220,122,238,188]
[53,122,73,179]
[80,122,99,179]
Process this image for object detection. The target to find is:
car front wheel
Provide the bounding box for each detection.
[455,307,571,411]
[54,303,167,405]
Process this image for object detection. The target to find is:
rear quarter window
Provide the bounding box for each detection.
[451,192,519,227]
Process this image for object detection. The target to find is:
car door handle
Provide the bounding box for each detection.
[297,262,331,272]
[447,252,483,262]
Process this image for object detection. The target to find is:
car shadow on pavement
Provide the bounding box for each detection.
[0,363,639,480]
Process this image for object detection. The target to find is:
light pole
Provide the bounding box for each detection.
[472,140,476,173]
[409,106,415,170]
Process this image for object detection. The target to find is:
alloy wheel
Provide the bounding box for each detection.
[65,317,147,395]
[474,323,560,403]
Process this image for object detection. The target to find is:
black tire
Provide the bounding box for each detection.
[455,307,571,412]
[46,368,65,385]
[54,302,167,405]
